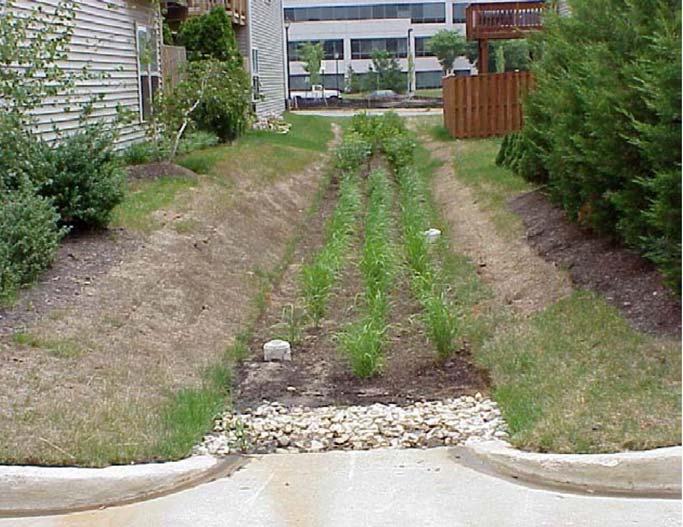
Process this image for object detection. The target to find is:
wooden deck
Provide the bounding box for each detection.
[165,0,247,26]
[466,2,545,41]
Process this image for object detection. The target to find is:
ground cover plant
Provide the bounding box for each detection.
[418,120,681,453]
[300,133,369,325]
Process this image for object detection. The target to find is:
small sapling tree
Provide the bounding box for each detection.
[428,30,467,75]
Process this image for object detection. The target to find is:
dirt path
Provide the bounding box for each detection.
[423,137,573,316]
[0,131,337,464]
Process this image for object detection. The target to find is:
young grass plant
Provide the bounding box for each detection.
[339,169,395,378]
[378,122,460,360]
[301,136,367,325]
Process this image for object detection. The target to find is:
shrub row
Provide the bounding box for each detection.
[300,135,370,324]
[497,0,681,289]
[0,115,125,303]
[339,169,395,378]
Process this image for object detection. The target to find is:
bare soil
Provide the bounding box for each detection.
[235,161,489,410]
[425,139,573,316]
[509,189,681,336]
[0,229,139,336]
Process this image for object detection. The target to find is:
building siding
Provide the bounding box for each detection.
[1,0,162,146]
[246,0,286,116]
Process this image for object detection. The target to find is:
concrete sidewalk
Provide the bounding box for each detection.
[3,448,679,527]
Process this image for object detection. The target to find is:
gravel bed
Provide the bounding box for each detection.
[195,394,508,455]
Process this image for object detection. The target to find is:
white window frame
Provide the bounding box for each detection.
[251,48,261,101]
[135,23,161,123]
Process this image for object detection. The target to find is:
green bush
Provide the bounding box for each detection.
[157,59,251,144]
[121,141,158,166]
[176,7,242,64]
[334,132,372,172]
[0,113,51,192]
[0,188,65,303]
[501,0,681,288]
[41,126,126,227]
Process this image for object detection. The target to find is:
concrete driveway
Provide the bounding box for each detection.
[3,448,679,527]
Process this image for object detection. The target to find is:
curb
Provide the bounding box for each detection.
[461,440,681,497]
[0,454,245,517]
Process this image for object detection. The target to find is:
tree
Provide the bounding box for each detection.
[498,0,682,288]
[501,40,531,71]
[494,44,506,73]
[177,7,242,65]
[298,42,325,87]
[366,50,405,93]
[428,30,467,75]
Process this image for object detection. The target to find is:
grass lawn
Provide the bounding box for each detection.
[419,122,681,453]
[0,113,335,466]
[112,113,333,233]
[413,88,443,99]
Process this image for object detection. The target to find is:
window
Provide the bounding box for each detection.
[136,25,160,122]
[283,3,445,23]
[452,3,467,23]
[252,48,261,100]
[415,70,443,88]
[289,40,344,61]
[414,36,434,57]
[351,38,408,59]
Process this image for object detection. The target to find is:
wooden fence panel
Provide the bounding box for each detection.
[161,45,187,90]
[442,71,533,138]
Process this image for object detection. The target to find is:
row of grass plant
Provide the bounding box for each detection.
[338,169,396,377]
[300,134,370,325]
[379,120,460,360]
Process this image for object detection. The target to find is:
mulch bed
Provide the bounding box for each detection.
[234,167,488,410]
[509,189,681,336]
[126,162,197,181]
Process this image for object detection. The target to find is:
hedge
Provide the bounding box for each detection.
[498,0,681,289]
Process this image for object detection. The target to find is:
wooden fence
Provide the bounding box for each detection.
[161,45,187,90]
[442,71,534,138]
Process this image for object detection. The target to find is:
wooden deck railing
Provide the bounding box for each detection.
[466,2,544,40]
[187,0,246,25]
[165,0,246,26]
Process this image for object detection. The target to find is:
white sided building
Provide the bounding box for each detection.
[283,0,532,92]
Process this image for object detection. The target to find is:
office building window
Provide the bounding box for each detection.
[351,38,408,59]
[288,39,344,61]
[284,3,445,24]
[453,3,467,23]
[415,70,443,88]
[414,36,434,56]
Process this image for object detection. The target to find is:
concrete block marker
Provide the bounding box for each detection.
[0,455,245,516]
[263,339,292,361]
[424,228,441,243]
[462,439,682,498]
